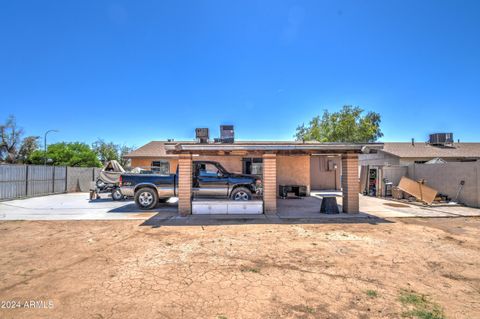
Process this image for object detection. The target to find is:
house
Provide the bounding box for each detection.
[359,141,480,167]
[124,128,382,215]
[125,141,344,193]
[359,134,480,203]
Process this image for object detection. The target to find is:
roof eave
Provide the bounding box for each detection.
[165,143,384,154]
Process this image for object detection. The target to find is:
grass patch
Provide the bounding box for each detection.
[217,316,228,319]
[303,306,316,314]
[366,289,378,298]
[399,290,445,319]
[240,266,260,273]
[291,305,316,314]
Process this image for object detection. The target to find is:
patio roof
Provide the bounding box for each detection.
[165,142,384,155]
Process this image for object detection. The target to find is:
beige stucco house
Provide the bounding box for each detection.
[124,139,381,215]
[125,140,343,193]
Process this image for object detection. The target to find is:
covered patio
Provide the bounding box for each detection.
[165,142,383,216]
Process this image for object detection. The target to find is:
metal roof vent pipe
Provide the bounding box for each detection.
[411,138,415,146]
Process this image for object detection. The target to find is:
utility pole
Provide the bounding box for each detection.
[44,129,58,165]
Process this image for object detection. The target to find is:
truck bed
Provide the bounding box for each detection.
[120,173,177,198]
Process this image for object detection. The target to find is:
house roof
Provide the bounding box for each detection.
[124,140,383,157]
[380,142,480,158]
[123,141,181,158]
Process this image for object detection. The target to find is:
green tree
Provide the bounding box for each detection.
[29,142,102,167]
[295,105,383,143]
[118,144,134,168]
[92,139,119,163]
[92,139,134,168]
[18,136,40,163]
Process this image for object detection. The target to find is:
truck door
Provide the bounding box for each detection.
[193,162,229,197]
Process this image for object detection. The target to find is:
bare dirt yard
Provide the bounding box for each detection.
[0,217,479,319]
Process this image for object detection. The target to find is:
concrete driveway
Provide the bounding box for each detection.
[278,191,480,218]
[0,193,177,220]
[359,194,480,218]
[1,192,479,221]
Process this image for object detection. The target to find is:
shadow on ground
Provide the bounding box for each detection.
[139,211,392,228]
[108,202,178,214]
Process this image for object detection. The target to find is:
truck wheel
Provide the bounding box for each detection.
[231,187,252,201]
[135,188,158,210]
[111,189,123,201]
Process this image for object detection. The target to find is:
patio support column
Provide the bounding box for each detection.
[178,154,192,216]
[342,154,359,213]
[262,153,277,214]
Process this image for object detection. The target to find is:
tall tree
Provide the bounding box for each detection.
[29,142,102,167]
[295,105,383,143]
[92,139,134,168]
[18,136,40,163]
[0,115,24,163]
[118,145,134,168]
[92,139,119,163]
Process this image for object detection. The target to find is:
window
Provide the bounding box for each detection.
[151,160,170,175]
[243,158,263,175]
[198,163,222,177]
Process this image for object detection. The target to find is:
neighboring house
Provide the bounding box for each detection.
[360,141,480,166]
[359,135,480,203]
[124,140,344,192]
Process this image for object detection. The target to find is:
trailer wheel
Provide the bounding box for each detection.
[135,188,158,210]
[112,189,123,201]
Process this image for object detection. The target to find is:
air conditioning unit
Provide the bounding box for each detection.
[218,125,234,143]
[195,128,209,143]
[429,133,453,146]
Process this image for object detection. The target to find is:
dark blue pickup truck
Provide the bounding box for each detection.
[120,161,261,209]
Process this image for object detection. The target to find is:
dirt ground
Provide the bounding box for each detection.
[0,218,479,319]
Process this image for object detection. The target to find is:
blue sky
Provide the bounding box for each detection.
[1,0,479,148]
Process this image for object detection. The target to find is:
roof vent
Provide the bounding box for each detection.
[214,125,234,143]
[195,128,209,144]
[429,133,453,146]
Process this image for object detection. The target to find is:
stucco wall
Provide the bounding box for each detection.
[277,155,311,193]
[195,155,244,173]
[131,156,246,174]
[310,155,341,190]
[131,155,313,195]
[130,158,179,174]
[407,161,480,208]
[382,166,408,186]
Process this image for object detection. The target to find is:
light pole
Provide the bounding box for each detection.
[44,129,58,165]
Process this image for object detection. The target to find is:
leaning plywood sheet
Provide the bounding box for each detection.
[398,176,438,205]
